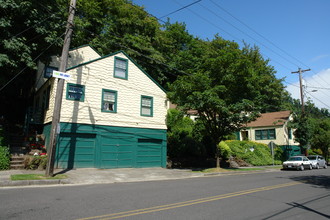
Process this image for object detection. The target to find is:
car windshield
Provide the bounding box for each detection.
[307,156,317,160]
[288,157,302,161]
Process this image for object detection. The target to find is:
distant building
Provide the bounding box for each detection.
[237,111,300,157]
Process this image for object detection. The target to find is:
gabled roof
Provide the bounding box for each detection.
[246,110,291,128]
[66,49,166,93]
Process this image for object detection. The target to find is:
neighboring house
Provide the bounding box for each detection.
[238,111,299,153]
[31,45,168,169]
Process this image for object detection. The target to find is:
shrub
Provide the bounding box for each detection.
[25,156,48,170]
[0,146,10,170]
[225,140,282,166]
[308,148,323,155]
[218,141,232,160]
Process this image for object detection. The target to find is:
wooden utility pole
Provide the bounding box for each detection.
[45,0,76,177]
[291,67,311,156]
[291,68,311,114]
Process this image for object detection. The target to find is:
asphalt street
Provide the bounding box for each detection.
[1,168,329,220]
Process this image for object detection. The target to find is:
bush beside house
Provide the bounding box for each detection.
[0,128,10,170]
[222,140,283,166]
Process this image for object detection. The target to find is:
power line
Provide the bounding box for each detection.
[198,2,300,70]
[305,90,330,109]
[171,0,294,73]
[0,32,65,93]
[208,0,311,70]
[159,0,201,19]
[206,1,330,91]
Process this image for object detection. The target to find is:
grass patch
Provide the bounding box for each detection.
[11,174,67,181]
[264,165,282,169]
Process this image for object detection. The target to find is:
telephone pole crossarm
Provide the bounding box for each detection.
[291,68,311,114]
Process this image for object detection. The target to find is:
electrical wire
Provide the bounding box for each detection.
[0,32,65,93]
[159,0,201,19]
[305,90,330,109]
[198,2,299,70]
[208,0,311,70]
[207,1,330,91]
[171,0,294,73]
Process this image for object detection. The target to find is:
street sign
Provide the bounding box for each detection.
[53,71,71,80]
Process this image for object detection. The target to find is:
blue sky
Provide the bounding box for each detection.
[132,0,330,110]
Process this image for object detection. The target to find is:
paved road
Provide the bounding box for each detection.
[1,168,329,220]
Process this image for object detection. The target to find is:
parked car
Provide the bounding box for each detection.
[307,155,327,169]
[282,156,312,171]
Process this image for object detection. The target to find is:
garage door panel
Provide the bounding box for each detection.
[100,136,135,168]
[56,133,96,169]
[136,139,163,167]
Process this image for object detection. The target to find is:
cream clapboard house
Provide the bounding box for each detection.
[238,111,299,153]
[32,45,168,169]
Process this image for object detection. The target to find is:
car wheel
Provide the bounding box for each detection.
[316,164,320,169]
[324,163,327,169]
[309,164,312,170]
[300,165,304,171]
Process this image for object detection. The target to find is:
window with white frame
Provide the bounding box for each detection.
[141,96,153,117]
[102,89,117,112]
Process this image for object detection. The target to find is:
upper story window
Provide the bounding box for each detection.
[102,89,117,113]
[66,83,85,102]
[44,66,58,78]
[255,129,276,140]
[141,96,153,117]
[114,57,128,79]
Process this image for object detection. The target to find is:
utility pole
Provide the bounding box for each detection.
[291,67,311,156]
[291,68,311,114]
[45,0,76,177]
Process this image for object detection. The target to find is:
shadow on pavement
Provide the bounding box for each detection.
[289,175,330,189]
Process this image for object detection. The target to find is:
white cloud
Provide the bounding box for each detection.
[286,68,330,110]
[310,54,329,62]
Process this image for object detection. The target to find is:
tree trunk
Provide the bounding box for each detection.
[216,155,220,168]
[216,143,220,168]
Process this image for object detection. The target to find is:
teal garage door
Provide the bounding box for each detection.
[100,134,135,168]
[100,135,164,168]
[136,139,163,167]
[56,133,96,169]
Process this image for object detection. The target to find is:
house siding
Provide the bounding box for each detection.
[241,125,297,146]
[35,46,101,91]
[46,53,167,130]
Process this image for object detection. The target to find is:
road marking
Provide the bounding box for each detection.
[77,181,302,220]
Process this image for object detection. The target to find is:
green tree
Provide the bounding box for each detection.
[0,0,64,122]
[166,109,198,158]
[287,100,329,155]
[311,118,330,160]
[168,36,285,168]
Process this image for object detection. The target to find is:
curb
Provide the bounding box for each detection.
[0,179,70,187]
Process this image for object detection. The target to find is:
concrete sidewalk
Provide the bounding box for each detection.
[0,168,206,187]
[0,167,280,187]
